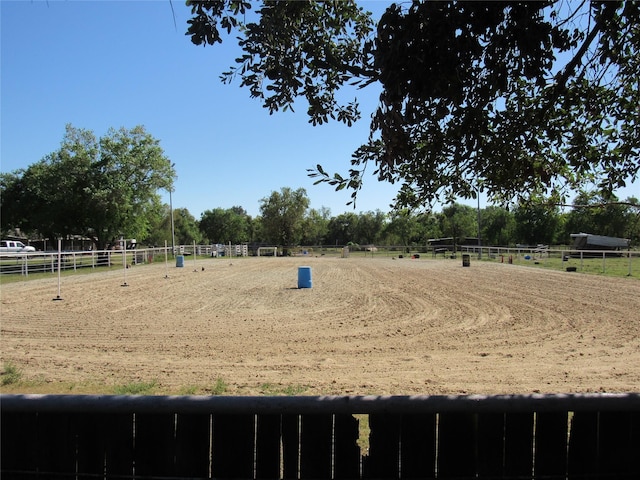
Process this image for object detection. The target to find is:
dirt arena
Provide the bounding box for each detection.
[1,256,639,395]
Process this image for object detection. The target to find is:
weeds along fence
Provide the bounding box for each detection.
[459,246,640,277]
[1,393,639,479]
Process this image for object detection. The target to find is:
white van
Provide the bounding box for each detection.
[0,240,36,253]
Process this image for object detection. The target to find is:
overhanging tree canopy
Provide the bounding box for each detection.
[186,0,639,209]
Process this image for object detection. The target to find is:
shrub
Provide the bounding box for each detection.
[1,362,23,386]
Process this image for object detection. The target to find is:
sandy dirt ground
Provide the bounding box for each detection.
[1,256,639,395]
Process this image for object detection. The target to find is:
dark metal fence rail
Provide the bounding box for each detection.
[2,394,639,479]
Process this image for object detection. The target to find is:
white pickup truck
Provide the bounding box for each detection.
[0,240,36,253]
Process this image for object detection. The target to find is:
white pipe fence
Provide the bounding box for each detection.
[1,244,638,278]
[0,247,169,276]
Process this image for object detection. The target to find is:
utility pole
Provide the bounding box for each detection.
[170,189,176,257]
[477,186,482,260]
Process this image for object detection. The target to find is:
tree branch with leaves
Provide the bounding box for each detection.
[188,1,638,210]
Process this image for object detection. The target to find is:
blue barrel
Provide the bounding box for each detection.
[176,255,184,267]
[298,266,312,288]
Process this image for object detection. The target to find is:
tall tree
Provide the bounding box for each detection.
[564,192,638,240]
[563,191,603,237]
[301,207,331,245]
[139,200,171,247]
[439,203,478,245]
[187,1,639,209]
[354,210,387,245]
[386,209,421,248]
[481,206,516,246]
[0,124,176,248]
[172,207,202,245]
[327,212,359,246]
[248,215,263,244]
[514,202,563,245]
[624,198,640,246]
[199,206,251,244]
[415,212,443,245]
[259,187,310,249]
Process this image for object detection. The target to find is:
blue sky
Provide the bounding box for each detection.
[1,0,401,218]
[1,1,637,219]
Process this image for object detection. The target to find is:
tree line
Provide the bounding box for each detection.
[181,190,640,250]
[2,125,638,251]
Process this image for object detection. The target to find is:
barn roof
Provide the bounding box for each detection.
[570,233,630,249]
[427,237,455,246]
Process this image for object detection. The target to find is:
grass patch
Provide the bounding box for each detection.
[210,378,228,395]
[472,250,638,279]
[113,380,158,395]
[1,362,23,386]
[514,254,637,278]
[354,414,371,456]
[178,385,199,395]
[260,383,308,395]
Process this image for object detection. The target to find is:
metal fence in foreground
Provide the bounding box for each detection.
[2,393,639,479]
